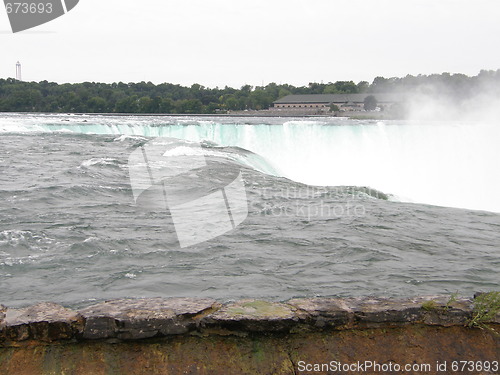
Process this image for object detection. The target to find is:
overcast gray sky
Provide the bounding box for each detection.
[1,0,500,88]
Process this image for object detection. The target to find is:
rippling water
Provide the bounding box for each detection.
[0,114,498,308]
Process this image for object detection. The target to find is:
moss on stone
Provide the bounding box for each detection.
[225,301,293,318]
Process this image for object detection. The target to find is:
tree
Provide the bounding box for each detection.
[87,96,108,113]
[357,81,369,93]
[115,96,139,113]
[175,99,203,114]
[0,70,499,114]
[364,95,377,111]
[159,98,174,113]
[329,104,340,112]
[249,89,272,110]
[370,77,390,93]
[224,96,240,111]
[334,81,358,94]
[278,88,292,98]
[323,84,338,94]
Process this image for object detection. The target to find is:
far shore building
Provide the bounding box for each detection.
[272,93,405,113]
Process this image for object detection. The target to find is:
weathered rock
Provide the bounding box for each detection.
[344,296,473,326]
[201,299,298,333]
[0,302,83,343]
[0,295,491,347]
[347,297,425,324]
[0,304,5,322]
[288,298,352,328]
[208,296,475,331]
[417,296,474,326]
[1,324,498,375]
[79,298,219,340]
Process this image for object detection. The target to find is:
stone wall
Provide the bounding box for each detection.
[1,295,499,374]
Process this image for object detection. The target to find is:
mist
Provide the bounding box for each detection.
[387,70,500,122]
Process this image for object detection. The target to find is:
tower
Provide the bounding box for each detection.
[16,61,22,81]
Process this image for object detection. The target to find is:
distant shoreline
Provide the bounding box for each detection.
[1,111,394,120]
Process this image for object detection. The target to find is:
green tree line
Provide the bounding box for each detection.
[0,70,498,114]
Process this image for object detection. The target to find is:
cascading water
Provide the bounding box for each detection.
[2,113,498,212]
[1,113,499,307]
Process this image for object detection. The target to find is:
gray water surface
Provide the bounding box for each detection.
[0,118,499,308]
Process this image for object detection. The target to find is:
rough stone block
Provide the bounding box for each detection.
[79,298,218,340]
[344,296,473,326]
[287,298,352,328]
[201,299,298,332]
[0,302,83,343]
[0,305,5,323]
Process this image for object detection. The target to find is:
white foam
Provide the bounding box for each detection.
[113,134,148,142]
[3,113,499,212]
[80,158,119,168]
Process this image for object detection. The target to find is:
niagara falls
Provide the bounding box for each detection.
[1,113,499,309]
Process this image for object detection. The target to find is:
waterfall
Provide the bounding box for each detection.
[2,114,499,212]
